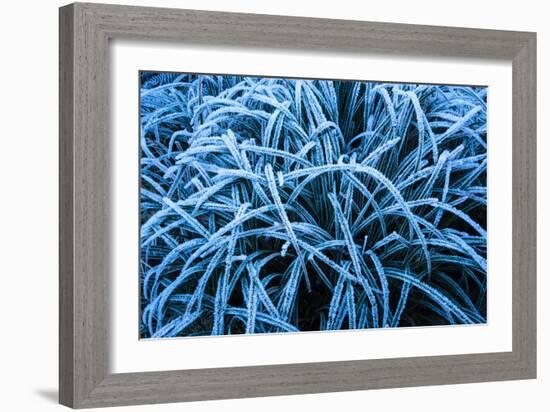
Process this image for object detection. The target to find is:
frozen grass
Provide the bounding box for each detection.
[139,72,487,338]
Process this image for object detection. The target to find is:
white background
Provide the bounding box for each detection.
[0,0,547,411]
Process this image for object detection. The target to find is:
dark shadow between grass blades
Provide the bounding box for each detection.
[139,72,487,339]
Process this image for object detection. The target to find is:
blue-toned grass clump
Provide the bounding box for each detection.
[139,71,487,338]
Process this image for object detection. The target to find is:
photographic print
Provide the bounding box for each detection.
[139,72,487,339]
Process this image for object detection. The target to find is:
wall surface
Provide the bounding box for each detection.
[0,0,546,411]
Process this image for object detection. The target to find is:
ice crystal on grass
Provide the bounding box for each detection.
[139,72,487,338]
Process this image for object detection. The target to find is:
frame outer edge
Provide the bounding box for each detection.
[61,3,111,408]
[512,33,537,377]
[77,2,529,59]
[59,3,75,408]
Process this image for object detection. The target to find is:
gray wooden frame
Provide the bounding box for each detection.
[59,2,537,408]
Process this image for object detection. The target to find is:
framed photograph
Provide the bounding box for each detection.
[59,2,536,408]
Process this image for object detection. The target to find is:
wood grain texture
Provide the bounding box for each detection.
[59,2,537,408]
[59,4,74,406]
[512,34,537,374]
